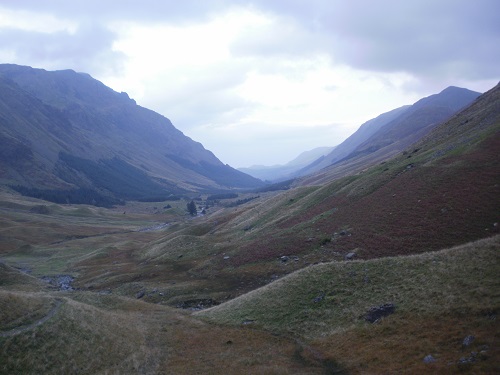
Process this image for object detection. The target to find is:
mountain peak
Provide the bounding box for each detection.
[439,85,480,95]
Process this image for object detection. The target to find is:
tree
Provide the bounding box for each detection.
[186,200,197,216]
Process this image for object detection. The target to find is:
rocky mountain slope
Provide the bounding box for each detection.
[0,64,263,205]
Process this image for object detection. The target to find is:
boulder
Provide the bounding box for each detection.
[364,303,396,323]
[462,335,475,347]
[345,252,357,260]
[313,292,325,303]
[280,256,289,263]
[423,355,436,364]
[136,290,145,299]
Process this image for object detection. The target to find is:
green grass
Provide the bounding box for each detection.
[197,235,500,337]
[0,291,56,331]
[0,289,328,374]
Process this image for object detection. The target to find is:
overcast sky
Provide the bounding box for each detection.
[1,0,499,168]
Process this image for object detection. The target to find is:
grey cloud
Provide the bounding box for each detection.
[2,0,237,24]
[0,23,125,75]
[143,63,257,130]
[229,16,326,59]
[322,0,500,80]
[6,0,499,82]
[238,0,500,82]
[157,87,251,125]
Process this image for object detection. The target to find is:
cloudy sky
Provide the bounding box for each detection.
[1,0,499,168]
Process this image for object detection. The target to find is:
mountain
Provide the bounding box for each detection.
[0,83,498,374]
[196,81,499,276]
[294,106,410,176]
[297,86,480,182]
[237,146,335,181]
[0,64,263,205]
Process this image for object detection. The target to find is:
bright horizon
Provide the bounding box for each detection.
[1,0,498,168]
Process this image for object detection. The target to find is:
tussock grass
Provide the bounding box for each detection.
[0,262,48,291]
[197,236,499,372]
[144,234,212,260]
[198,235,500,338]
[0,291,55,331]
[312,311,499,373]
[0,289,331,374]
[0,295,158,374]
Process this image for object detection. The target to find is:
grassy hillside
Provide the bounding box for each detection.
[2,224,497,373]
[1,85,497,303]
[198,236,500,373]
[0,267,330,374]
[215,83,499,270]
[0,177,498,373]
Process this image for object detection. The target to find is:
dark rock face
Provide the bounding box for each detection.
[364,303,396,323]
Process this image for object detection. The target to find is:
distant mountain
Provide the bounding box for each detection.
[0,64,263,205]
[238,146,335,181]
[293,106,410,177]
[297,86,481,183]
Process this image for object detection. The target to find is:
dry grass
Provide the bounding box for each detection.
[0,295,156,374]
[198,236,500,373]
[0,291,55,331]
[198,236,499,332]
[312,312,499,374]
[0,289,331,374]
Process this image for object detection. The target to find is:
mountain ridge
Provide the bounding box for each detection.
[296,85,481,184]
[0,64,263,204]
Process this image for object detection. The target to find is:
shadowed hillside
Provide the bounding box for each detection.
[0,64,263,205]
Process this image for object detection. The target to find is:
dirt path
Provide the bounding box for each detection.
[0,299,63,338]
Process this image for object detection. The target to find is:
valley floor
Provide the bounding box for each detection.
[0,192,498,374]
